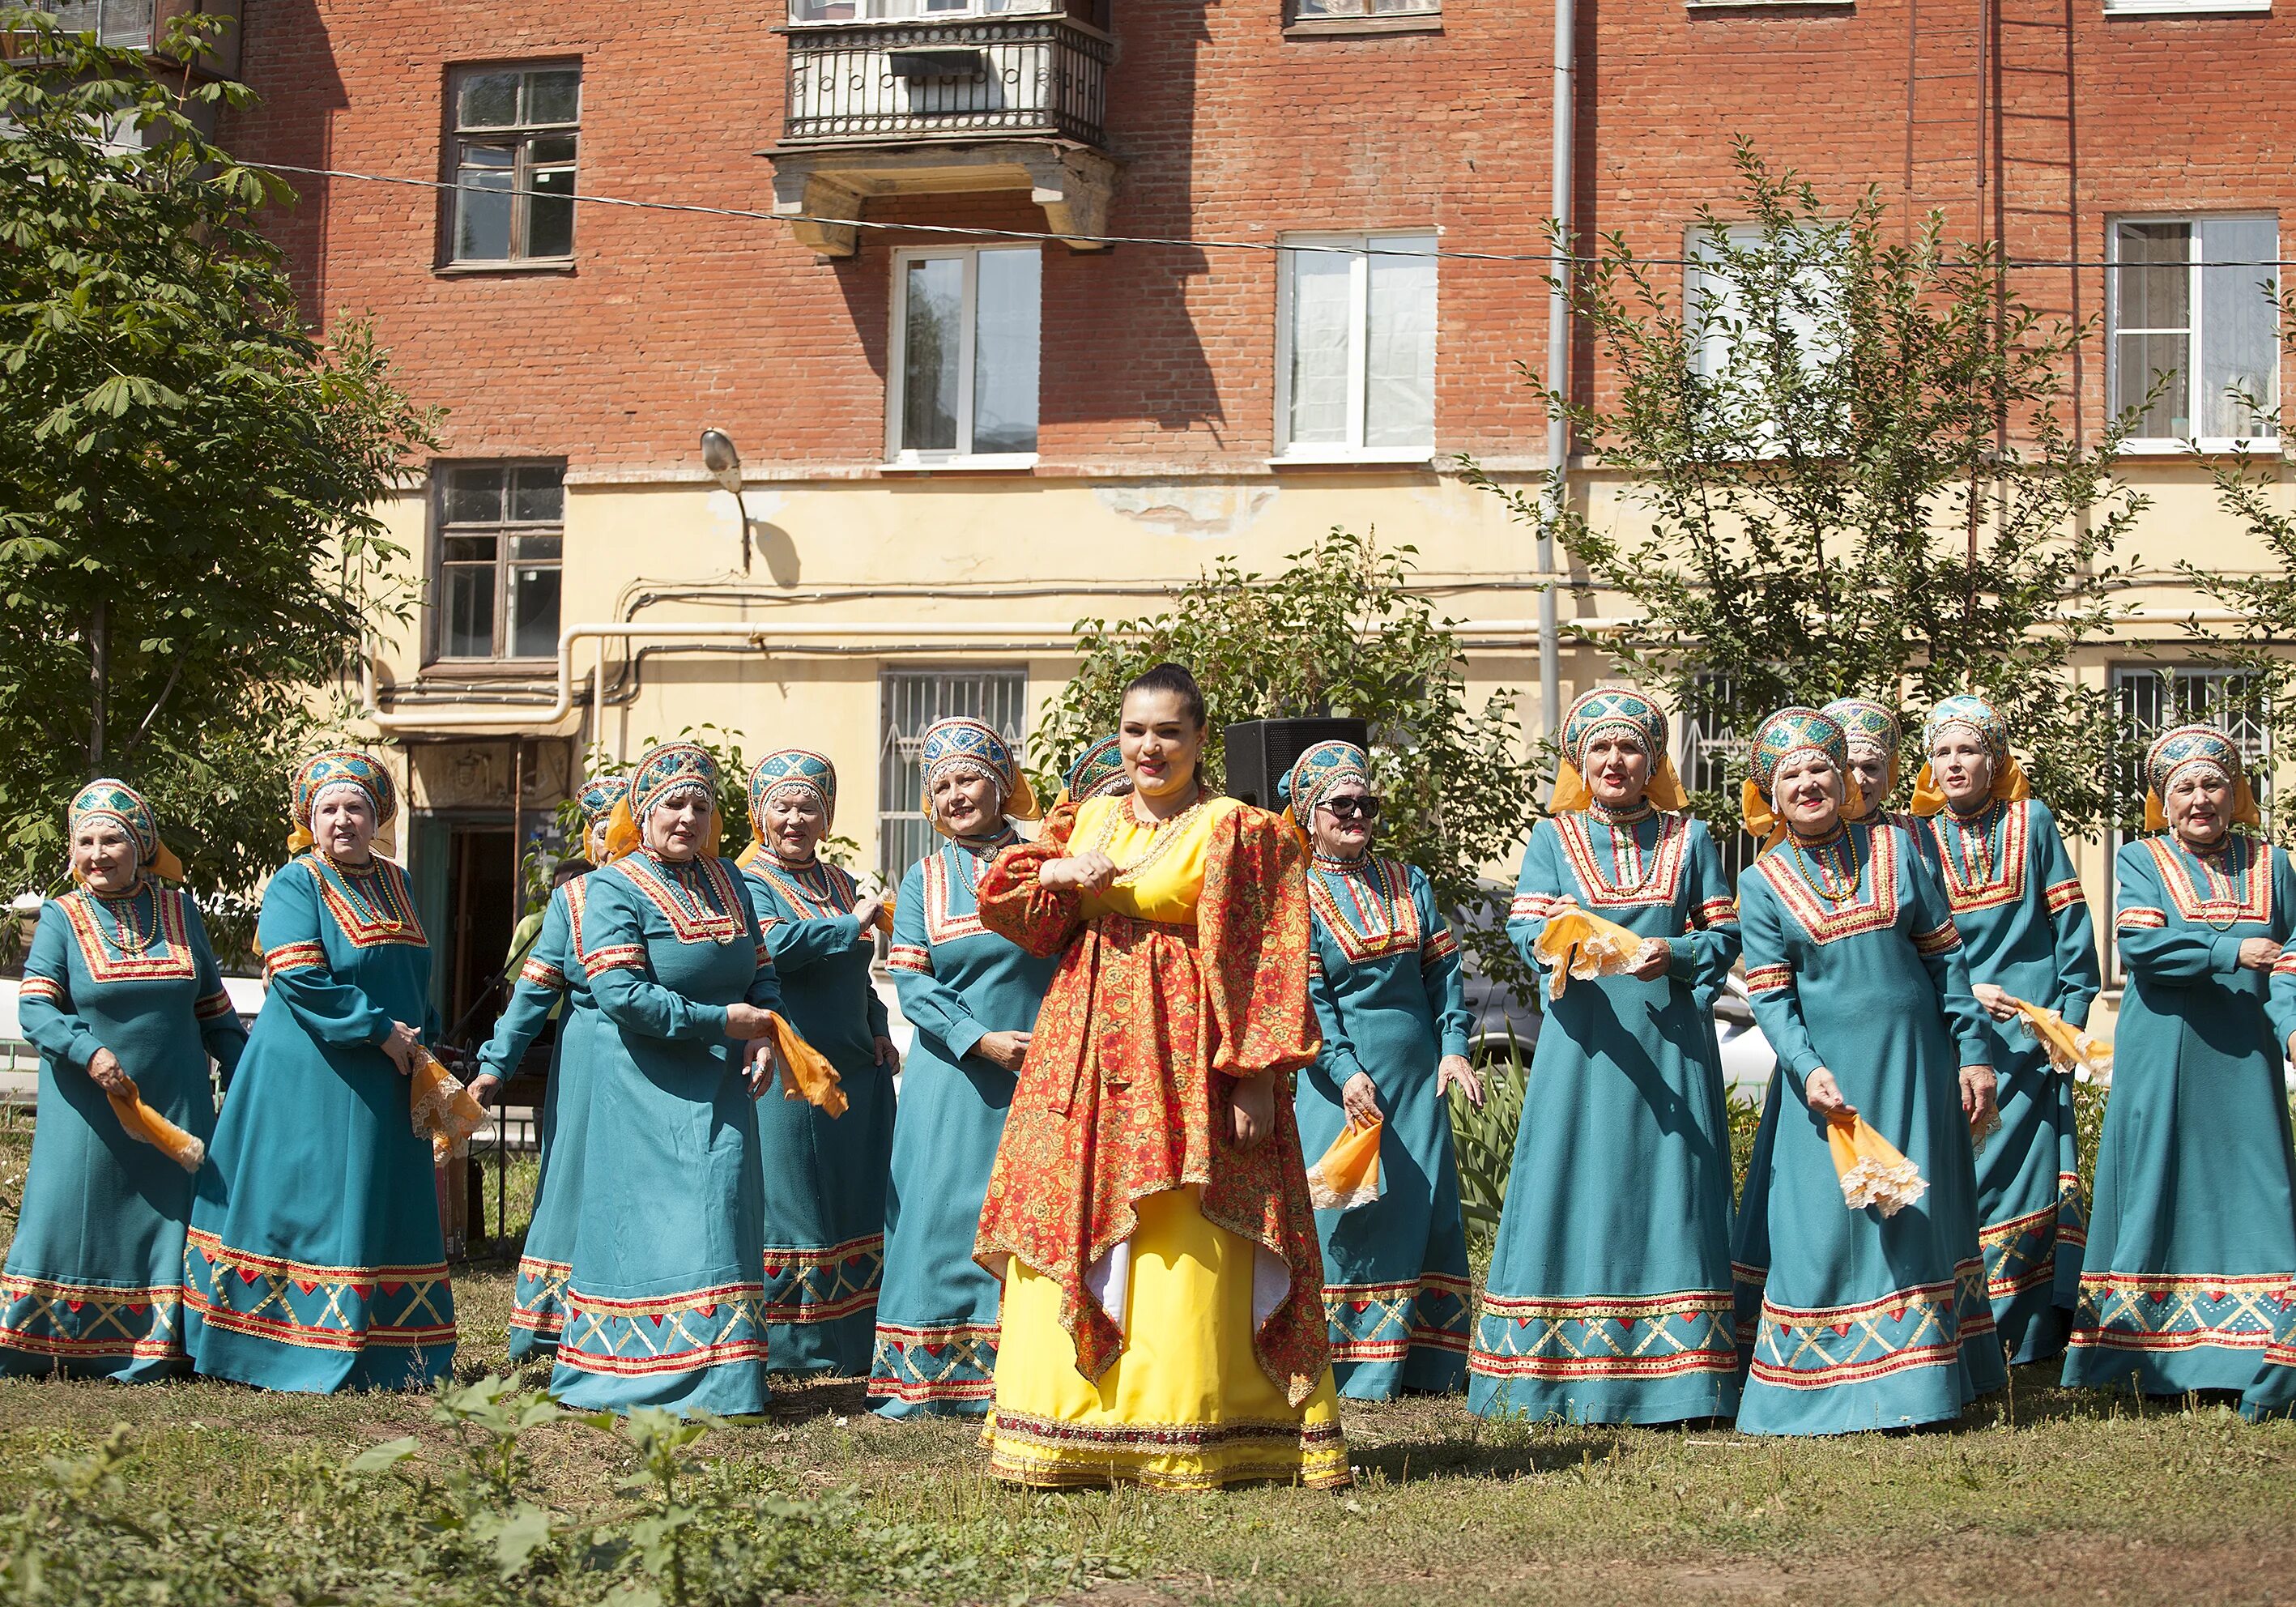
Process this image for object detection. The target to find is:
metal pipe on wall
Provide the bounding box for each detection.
[1539,0,1576,743]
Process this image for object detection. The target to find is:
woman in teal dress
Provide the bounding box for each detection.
[869,718,1056,1416]
[2,782,245,1379]
[470,772,627,1364]
[185,751,456,1392]
[1910,696,2099,1364]
[1732,707,2005,1434]
[2063,723,2296,1412]
[1825,698,1915,833]
[1284,740,1481,1400]
[741,750,899,1376]
[550,744,783,1413]
[1470,688,1744,1424]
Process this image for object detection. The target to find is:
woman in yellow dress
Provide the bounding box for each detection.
[973,663,1349,1490]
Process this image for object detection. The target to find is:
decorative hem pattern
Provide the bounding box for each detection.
[1470,1288,1737,1381]
[869,1321,999,1402]
[183,1230,454,1353]
[985,1409,1352,1491]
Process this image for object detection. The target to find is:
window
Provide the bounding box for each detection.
[51,0,154,47]
[1680,672,1757,889]
[1685,222,1847,454]
[2102,0,2268,15]
[432,465,564,662]
[1276,233,1438,459]
[787,0,1057,19]
[888,246,1040,462]
[2107,663,2270,977]
[877,668,1029,893]
[447,64,580,266]
[2110,216,2281,449]
[1289,0,1439,17]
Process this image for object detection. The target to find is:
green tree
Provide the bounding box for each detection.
[1465,142,2149,840]
[1034,528,1537,990]
[0,11,435,912]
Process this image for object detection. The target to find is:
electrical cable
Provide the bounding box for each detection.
[239,159,2296,272]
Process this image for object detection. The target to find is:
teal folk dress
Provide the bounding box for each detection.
[3,888,245,1378]
[1296,854,1476,1400]
[185,855,454,1392]
[2063,835,2296,1407]
[743,856,898,1376]
[473,876,603,1363]
[1915,799,2099,1363]
[871,832,1056,1415]
[1471,806,1744,1424]
[550,851,780,1413]
[1734,823,2006,1434]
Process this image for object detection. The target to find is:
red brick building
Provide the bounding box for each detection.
[169,0,2291,1013]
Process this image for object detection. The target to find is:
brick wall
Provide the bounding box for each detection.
[221,0,2290,475]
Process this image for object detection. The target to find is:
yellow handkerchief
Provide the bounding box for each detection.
[765,1013,848,1117]
[409,1050,490,1163]
[1306,1117,1384,1212]
[107,1080,205,1173]
[2007,996,2114,1086]
[1825,1114,1928,1217]
[1531,905,1655,1001]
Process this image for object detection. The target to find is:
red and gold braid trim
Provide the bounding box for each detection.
[582,942,647,978]
[262,940,328,978]
[1910,919,1963,957]
[2045,878,2086,914]
[2116,906,2167,931]
[194,990,236,1021]
[887,944,933,975]
[1744,963,1793,995]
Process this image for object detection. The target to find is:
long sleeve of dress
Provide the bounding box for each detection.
[258,863,397,1045]
[738,875,785,1015]
[2265,850,2296,1055]
[1739,872,1823,1102]
[18,905,100,1073]
[185,899,249,1081]
[1194,805,1323,1081]
[1412,867,1475,1062]
[1906,842,1995,1069]
[2032,801,2102,1027]
[760,899,865,974]
[1504,821,1565,981]
[582,873,734,1042]
[1305,921,1370,1098]
[888,862,986,1064]
[475,886,573,1080]
[976,808,1087,958]
[1671,821,1744,1008]
[2114,840,2249,983]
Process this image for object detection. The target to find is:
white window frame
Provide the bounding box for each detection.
[2102,0,2266,16]
[1272,230,1439,465]
[884,244,1041,469]
[1682,220,1848,459]
[2108,212,2281,454]
[788,0,1057,21]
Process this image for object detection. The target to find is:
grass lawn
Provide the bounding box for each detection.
[2,1123,2295,1602]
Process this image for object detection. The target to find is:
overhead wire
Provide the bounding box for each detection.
[239,159,2296,272]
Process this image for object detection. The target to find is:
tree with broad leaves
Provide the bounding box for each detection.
[1463,140,2153,846]
[0,10,434,939]
[1033,527,1538,993]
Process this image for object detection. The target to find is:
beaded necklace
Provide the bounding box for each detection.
[90,883,155,957]
[1940,798,2000,887]
[1093,787,1210,886]
[1787,825,1862,906]
[655,853,740,941]
[317,853,407,931]
[2181,833,2249,927]
[1582,801,1664,898]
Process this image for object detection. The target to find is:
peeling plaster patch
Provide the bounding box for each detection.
[1095,483,1280,540]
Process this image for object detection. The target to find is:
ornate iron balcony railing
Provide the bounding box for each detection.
[782,15,1111,147]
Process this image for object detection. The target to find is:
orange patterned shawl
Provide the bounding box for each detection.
[971,797,1330,1405]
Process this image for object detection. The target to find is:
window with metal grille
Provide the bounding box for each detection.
[1678,672,1757,889]
[50,0,153,47]
[2107,663,2270,978]
[431,464,564,662]
[446,63,581,266]
[878,669,1029,893]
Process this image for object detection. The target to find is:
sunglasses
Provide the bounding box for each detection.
[1319,796,1382,821]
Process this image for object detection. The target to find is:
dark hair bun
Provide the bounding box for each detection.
[1122,662,1208,731]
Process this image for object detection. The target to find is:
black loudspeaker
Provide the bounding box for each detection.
[1222,718,1370,810]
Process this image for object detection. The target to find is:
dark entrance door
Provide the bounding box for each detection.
[444,825,516,1046]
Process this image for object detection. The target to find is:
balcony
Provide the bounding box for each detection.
[765,6,1118,259]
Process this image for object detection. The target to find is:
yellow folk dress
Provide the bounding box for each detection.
[975,794,1348,1490]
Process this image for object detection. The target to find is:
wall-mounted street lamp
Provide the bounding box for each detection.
[700,429,748,573]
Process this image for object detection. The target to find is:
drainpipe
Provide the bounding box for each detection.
[1539,0,1575,743]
